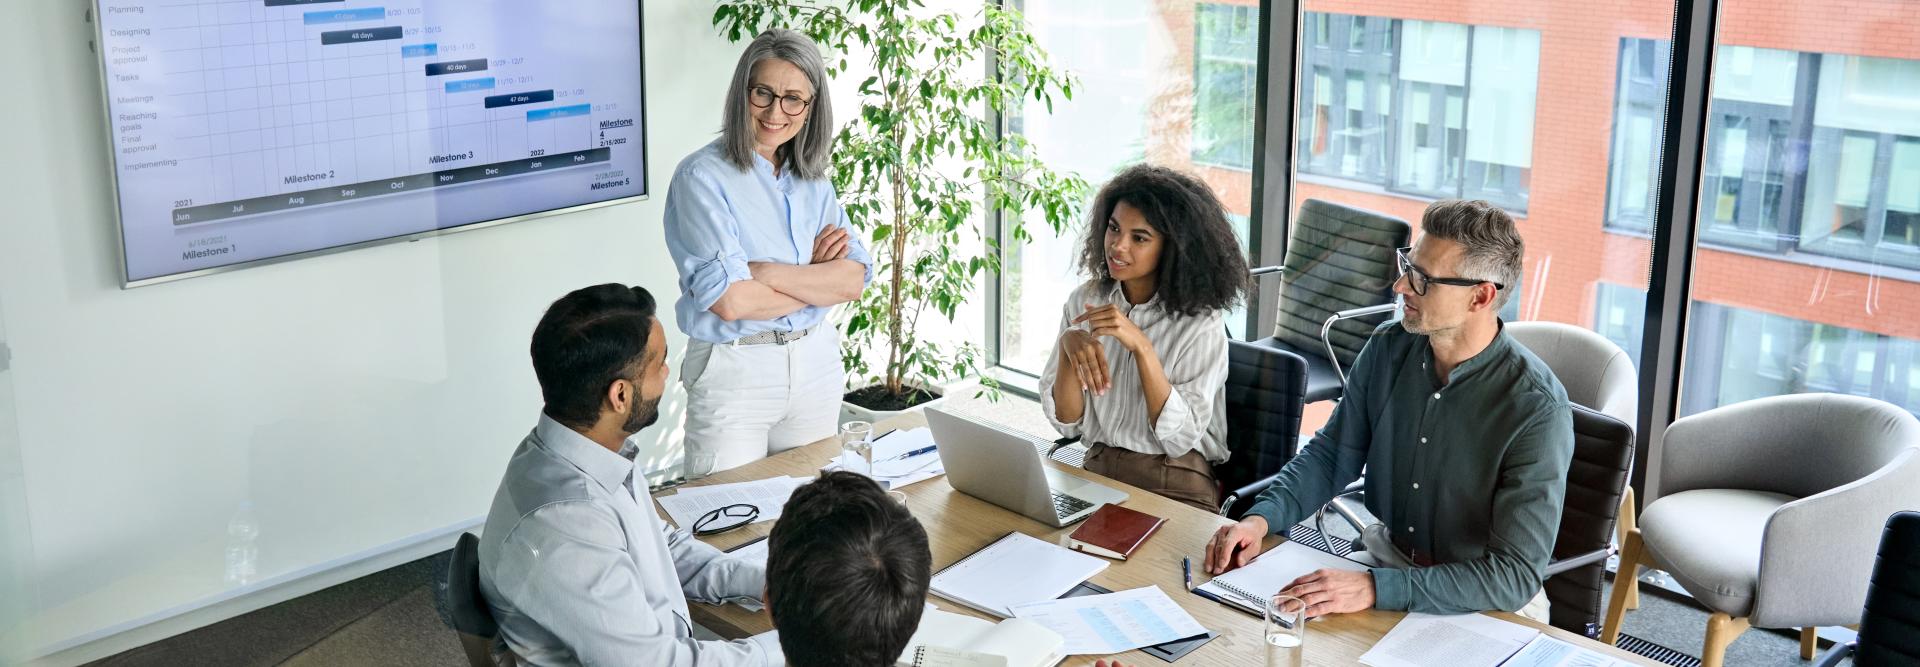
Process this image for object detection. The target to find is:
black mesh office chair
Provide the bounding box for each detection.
[1814,511,1920,667]
[442,532,512,667]
[1542,404,1636,637]
[1254,198,1410,403]
[1215,338,1309,517]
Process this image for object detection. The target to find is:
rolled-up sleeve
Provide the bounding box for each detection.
[820,188,874,286]
[493,503,779,667]
[664,164,754,313]
[1149,314,1228,456]
[1038,295,1086,438]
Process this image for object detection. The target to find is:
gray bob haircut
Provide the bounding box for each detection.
[721,29,834,181]
[1420,199,1525,311]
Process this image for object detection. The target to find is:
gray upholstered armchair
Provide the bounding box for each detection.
[1505,321,1637,428]
[1601,393,1920,667]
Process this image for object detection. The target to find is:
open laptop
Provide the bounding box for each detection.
[925,407,1128,527]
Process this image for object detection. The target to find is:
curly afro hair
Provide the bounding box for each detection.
[1076,164,1252,317]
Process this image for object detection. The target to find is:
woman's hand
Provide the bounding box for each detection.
[810,225,851,264]
[1073,304,1149,353]
[1058,328,1111,395]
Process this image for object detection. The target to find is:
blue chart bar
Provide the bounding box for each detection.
[528,104,591,122]
[320,26,402,45]
[303,7,385,24]
[444,77,496,94]
[401,43,438,58]
[484,90,555,109]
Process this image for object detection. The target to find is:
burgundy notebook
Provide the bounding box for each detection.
[1067,503,1165,560]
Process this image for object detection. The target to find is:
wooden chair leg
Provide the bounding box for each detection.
[1800,627,1818,661]
[1601,527,1645,645]
[1701,613,1750,667]
[1618,488,1640,610]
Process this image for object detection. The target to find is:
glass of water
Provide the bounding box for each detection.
[1263,594,1306,667]
[839,420,874,477]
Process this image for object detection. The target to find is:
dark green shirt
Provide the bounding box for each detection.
[1245,320,1573,614]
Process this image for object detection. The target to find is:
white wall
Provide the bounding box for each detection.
[0,2,749,663]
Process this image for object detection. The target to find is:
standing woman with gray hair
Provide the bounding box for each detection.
[664,29,871,478]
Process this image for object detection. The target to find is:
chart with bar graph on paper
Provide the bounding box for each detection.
[94,0,647,285]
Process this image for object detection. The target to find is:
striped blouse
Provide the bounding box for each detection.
[1039,279,1231,462]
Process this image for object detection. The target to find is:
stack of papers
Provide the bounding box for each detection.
[1503,635,1643,667]
[1358,613,1539,667]
[1009,586,1208,655]
[657,476,811,530]
[821,427,947,489]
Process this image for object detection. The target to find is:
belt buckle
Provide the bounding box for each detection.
[771,330,791,346]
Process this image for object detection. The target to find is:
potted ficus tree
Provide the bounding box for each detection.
[712,0,1090,422]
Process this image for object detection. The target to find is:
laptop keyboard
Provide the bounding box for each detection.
[1052,492,1094,519]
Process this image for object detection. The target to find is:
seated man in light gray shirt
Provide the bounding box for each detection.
[479,283,779,666]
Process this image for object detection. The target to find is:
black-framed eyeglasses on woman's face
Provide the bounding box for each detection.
[748,85,812,116]
[690,503,760,536]
[1395,247,1505,297]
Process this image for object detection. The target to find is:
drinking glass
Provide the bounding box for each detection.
[1263,594,1306,667]
[839,420,874,477]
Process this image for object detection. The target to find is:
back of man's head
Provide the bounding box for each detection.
[767,471,931,667]
[529,283,657,430]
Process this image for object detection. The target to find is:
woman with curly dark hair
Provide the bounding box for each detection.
[1039,164,1252,511]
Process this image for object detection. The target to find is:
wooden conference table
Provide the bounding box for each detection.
[666,412,1658,666]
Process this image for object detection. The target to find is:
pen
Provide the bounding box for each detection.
[1182,557,1193,590]
[878,444,938,462]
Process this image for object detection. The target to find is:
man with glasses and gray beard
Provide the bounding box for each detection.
[1204,200,1573,624]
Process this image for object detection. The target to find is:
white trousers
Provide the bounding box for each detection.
[681,326,844,478]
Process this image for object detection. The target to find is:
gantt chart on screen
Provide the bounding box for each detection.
[98,0,648,283]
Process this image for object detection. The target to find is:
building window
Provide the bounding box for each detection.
[1296,13,1396,184]
[1684,301,1920,418]
[1799,54,1920,267]
[1594,282,1647,368]
[1605,38,1669,233]
[1192,3,1260,170]
[1299,14,1537,212]
[1607,44,1920,271]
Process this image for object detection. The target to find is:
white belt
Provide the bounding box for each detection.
[729,326,813,347]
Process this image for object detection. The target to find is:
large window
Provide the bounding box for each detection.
[1296,14,1538,212]
[995,0,1261,378]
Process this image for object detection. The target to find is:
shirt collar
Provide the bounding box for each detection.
[1100,279,1158,315]
[1429,319,1512,386]
[534,413,636,494]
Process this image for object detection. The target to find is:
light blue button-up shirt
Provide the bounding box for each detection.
[663,140,873,344]
[479,414,782,666]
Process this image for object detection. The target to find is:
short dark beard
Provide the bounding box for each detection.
[622,396,660,434]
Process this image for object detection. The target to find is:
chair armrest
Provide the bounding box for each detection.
[1251,265,1285,278]
[1751,448,1920,627]
[1810,642,1854,667]
[1543,547,1613,578]
[1047,435,1081,458]
[1320,304,1398,386]
[1221,473,1279,516]
[1325,493,1369,534]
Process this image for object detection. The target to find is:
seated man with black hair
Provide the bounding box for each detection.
[765,471,930,667]
[479,283,779,666]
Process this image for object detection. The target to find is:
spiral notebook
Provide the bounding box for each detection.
[895,607,1064,667]
[1192,540,1368,615]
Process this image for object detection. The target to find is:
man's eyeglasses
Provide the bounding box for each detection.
[690,503,760,536]
[748,85,812,117]
[1395,247,1504,297]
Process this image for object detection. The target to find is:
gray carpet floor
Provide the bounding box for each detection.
[85,394,1850,666]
